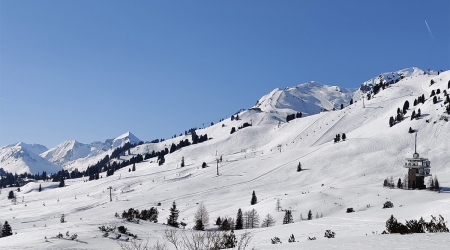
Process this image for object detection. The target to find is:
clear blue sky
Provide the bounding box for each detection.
[1,0,449,148]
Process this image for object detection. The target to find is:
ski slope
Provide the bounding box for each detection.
[1,68,450,249]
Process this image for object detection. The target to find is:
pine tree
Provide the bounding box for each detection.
[261,214,276,227]
[340,104,344,110]
[434,176,440,192]
[350,99,353,105]
[397,178,402,189]
[60,214,66,223]
[251,191,257,205]
[389,116,394,127]
[59,177,65,188]
[283,210,294,224]
[2,221,12,237]
[342,133,346,141]
[7,190,15,199]
[167,201,179,228]
[216,217,222,226]
[411,110,416,120]
[417,109,421,118]
[235,208,243,230]
[132,163,136,171]
[194,219,204,230]
[39,184,42,192]
[297,162,302,172]
[181,157,185,167]
[308,210,313,220]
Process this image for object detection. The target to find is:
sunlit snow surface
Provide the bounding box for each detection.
[1,68,450,249]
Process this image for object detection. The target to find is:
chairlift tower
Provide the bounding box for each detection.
[404,133,431,189]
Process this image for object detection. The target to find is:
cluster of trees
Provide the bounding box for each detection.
[0,170,48,187]
[286,112,302,122]
[230,122,252,134]
[231,114,240,121]
[121,207,158,223]
[410,109,421,120]
[384,214,449,234]
[413,94,426,106]
[428,175,440,191]
[333,133,346,143]
[383,177,403,189]
[389,104,409,127]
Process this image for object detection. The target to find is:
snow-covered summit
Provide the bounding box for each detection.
[0,143,61,174]
[253,81,355,117]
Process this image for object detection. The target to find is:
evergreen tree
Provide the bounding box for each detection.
[283,210,294,224]
[167,201,179,228]
[194,219,204,230]
[350,99,353,105]
[397,178,402,189]
[433,96,438,104]
[342,133,346,141]
[132,163,136,171]
[7,190,15,199]
[417,109,421,118]
[39,184,42,192]
[389,116,394,127]
[261,214,276,227]
[2,221,12,237]
[308,209,313,220]
[409,127,414,133]
[235,209,243,230]
[181,157,185,167]
[411,110,416,120]
[60,214,66,223]
[434,176,440,191]
[215,216,222,226]
[59,177,65,188]
[297,162,302,172]
[251,191,257,205]
[403,100,410,112]
[340,104,344,110]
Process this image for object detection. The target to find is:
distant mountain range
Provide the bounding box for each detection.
[0,132,141,174]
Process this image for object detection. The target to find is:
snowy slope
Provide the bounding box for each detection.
[1,67,450,250]
[0,143,61,174]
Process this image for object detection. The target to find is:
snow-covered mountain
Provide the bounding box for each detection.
[254,81,355,116]
[0,143,61,174]
[0,132,142,174]
[1,67,449,249]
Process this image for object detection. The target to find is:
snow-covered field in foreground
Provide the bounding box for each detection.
[1,68,450,249]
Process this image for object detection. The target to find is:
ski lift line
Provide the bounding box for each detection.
[290,112,329,144]
[311,113,348,147]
